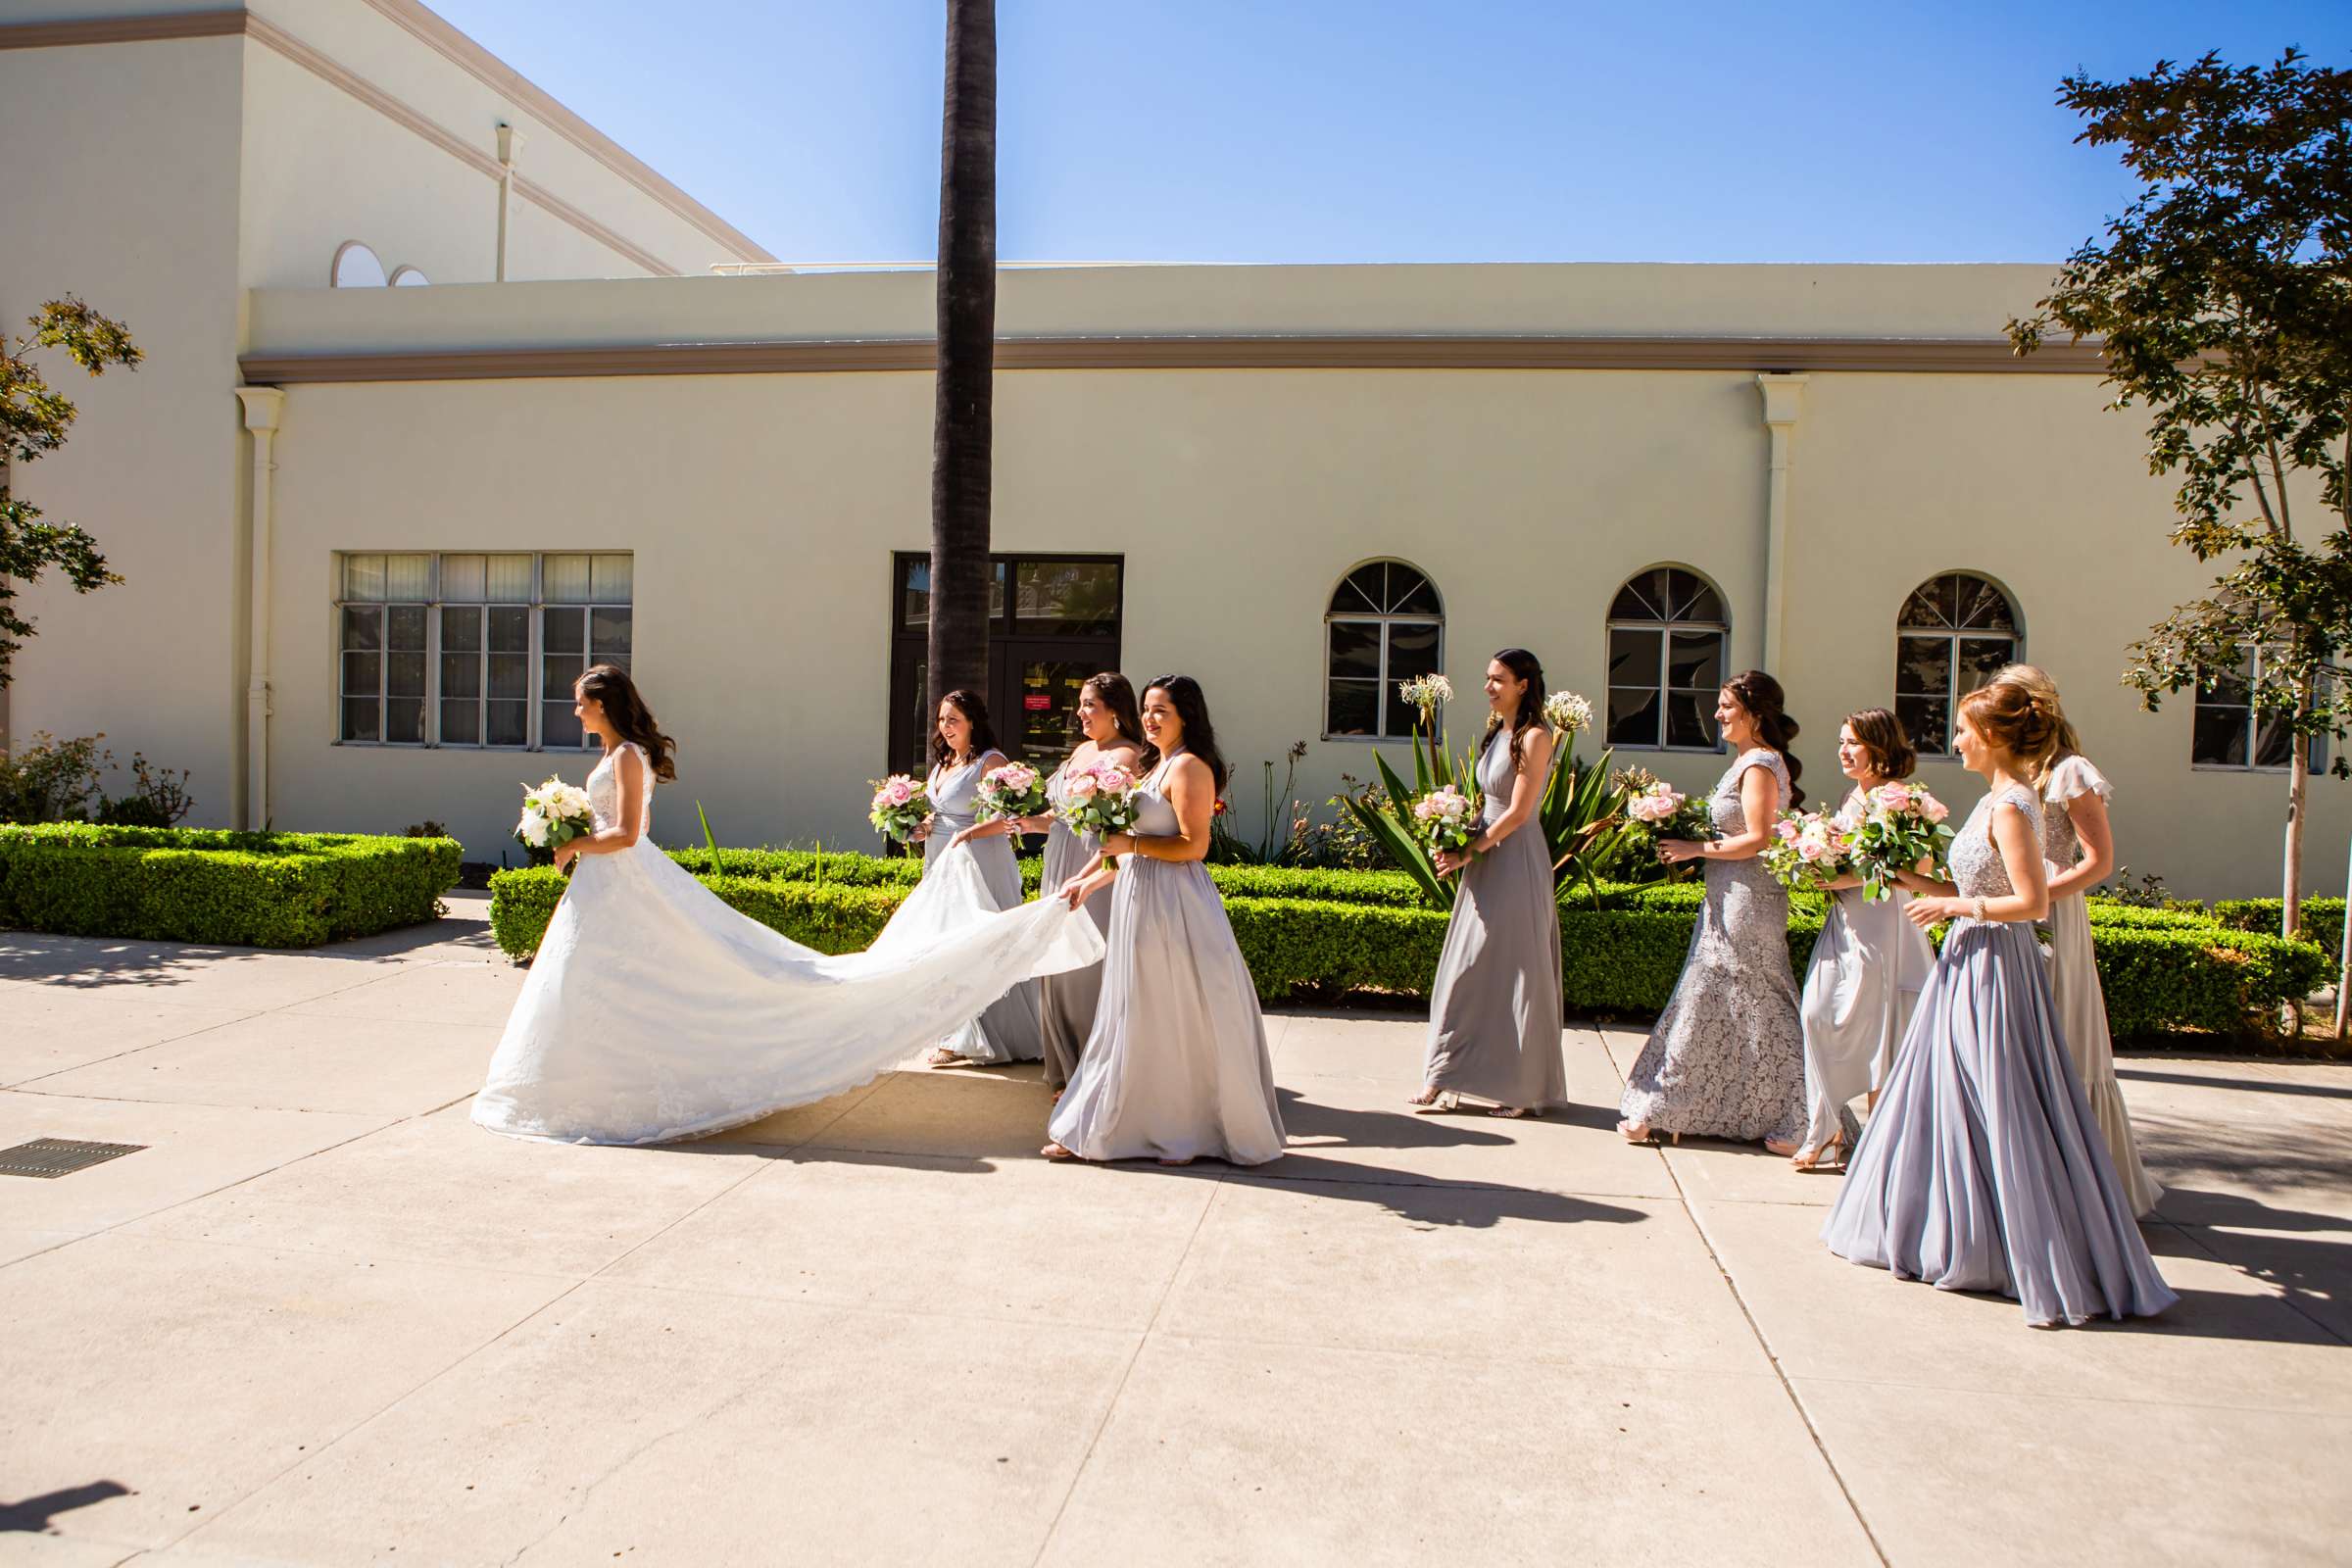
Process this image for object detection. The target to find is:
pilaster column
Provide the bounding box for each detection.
[495,122,522,281]
[1756,373,1809,674]
[235,386,284,832]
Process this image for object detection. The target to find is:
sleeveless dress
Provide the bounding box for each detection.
[473,743,1103,1146]
[1618,749,1807,1145]
[1038,756,1118,1091]
[2038,754,2161,1216]
[1796,787,1936,1150]
[1047,751,1286,1165]
[1420,727,1567,1109]
[925,753,1046,1064]
[1821,784,2176,1327]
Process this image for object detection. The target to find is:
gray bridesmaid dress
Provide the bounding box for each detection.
[1797,787,1935,1150]
[1047,751,1286,1164]
[1421,726,1567,1109]
[1038,758,1114,1090]
[1618,749,1808,1145]
[925,752,1046,1064]
[1822,785,2176,1327]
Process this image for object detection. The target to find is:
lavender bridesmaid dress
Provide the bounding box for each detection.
[1822,784,2176,1327]
[925,752,1045,1064]
[1038,758,1113,1090]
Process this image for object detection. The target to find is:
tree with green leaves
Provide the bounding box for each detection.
[2007,50,2352,986]
[926,0,997,719]
[2,298,141,696]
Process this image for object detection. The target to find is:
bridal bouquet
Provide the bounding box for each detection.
[1846,780,1953,902]
[973,760,1049,824]
[1622,778,1714,879]
[1762,807,1853,893]
[1057,758,1141,843]
[514,776,593,858]
[867,774,932,844]
[1412,784,1478,857]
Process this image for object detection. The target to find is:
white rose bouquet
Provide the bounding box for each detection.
[867,774,931,843]
[515,776,594,860]
[1411,784,1477,856]
[973,760,1049,823]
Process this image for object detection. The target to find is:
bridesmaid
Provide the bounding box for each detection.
[1042,674,1285,1166]
[1617,670,1809,1152]
[1791,709,1936,1170]
[954,673,1145,1094]
[1990,663,2162,1216]
[1823,684,2175,1327]
[915,689,1046,1067]
[1411,648,1567,1118]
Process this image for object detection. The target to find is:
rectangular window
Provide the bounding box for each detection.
[335,551,632,750]
[1606,623,1723,751]
[2192,648,2325,771]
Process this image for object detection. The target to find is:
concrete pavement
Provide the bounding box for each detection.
[1,893,2346,1565]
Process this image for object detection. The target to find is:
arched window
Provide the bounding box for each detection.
[331,241,387,288]
[1325,560,1443,738]
[1607,566,1728,750]
[1896,571,2022,755]
[389,265,430,287]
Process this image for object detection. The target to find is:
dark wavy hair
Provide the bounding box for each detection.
[930,688,999,769]
[1842,707,1917,783]
[1723,669,1803,808]
[1481,648,1547,771]
[1140,674,1230,793]
[576,663,677,781]
[1081,671,1145,749]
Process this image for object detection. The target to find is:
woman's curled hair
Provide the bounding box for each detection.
[576,663,677,781]
[1724,668,1803,808]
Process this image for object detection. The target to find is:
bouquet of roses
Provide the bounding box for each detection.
[973,760,1049,824]
[1762,807,1853,893]
[514,775,594,859]
[1622,777,1714,879]
[867,773,931,844]
[1056,759,1141,856]
[1411,784,1478,857]
[1846,780,1953,902]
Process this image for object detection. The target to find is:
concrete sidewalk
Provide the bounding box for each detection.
[1,893,2346,1565]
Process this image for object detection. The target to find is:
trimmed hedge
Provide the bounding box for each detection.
[2209,898,2348,966]
[0,824,462,948]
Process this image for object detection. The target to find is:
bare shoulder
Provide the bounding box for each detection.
[1169,753,1216,789]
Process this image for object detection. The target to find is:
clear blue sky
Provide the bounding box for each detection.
[428,0,2340,265]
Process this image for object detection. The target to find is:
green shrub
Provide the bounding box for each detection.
[1225,896,1449,1000]
[2208,898,2348,966]
[2093,925,2329,1038]
[0,824,460,946]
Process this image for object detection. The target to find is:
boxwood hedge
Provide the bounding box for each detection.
[0,823,462,948]
[488,847,2325,1040]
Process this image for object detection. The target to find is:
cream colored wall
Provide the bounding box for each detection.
[0,31,251,823]
[251,347,2349,898]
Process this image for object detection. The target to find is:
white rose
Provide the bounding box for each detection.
[520,809,552,848]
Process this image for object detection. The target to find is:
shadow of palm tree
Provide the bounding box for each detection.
[2118,1063,2352,1102]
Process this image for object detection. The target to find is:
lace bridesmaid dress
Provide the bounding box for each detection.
[1038,759,1113,1090]
[473,743,1103,1146]
[925,752,1046,1064]
[1047,751,1286,1165]
[2038,753,2161,1216]
[1822,784,2176,1327]
[1618,749,1807,1145]
[1796,787,1935,1150]
[1420,727,1567,1109]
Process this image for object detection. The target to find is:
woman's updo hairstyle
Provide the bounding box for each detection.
[1842,707,1917,782]
[576,663,677,781]
[1957,680,2062,777]
[1723,669,1804,808]
[1987,663,2083,783]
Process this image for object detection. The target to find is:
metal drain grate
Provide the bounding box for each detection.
[0,1139,146,1179]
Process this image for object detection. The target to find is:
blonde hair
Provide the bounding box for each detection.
[1986,663,2082,783]
[1957,681,2063,780]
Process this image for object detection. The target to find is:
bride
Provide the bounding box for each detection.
[472,664,1105,1146]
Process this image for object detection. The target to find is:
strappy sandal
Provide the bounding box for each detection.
[1407,1087,1460,1113]
[1490,1105,1540,1119]
[1040,1141,1077,1160]
[1790,1135,1848,1173]
[1618,1119,1679,1147]
[925,1048,965,1068]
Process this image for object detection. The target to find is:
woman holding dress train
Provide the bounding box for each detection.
[1043,675,1285,1166]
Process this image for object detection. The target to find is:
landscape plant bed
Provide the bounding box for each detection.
[488,849,2327,1043]
[0,823,463,948]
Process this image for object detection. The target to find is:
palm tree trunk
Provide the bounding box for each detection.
[926,0,997,714]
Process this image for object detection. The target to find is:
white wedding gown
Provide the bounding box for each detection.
[472,743,1105,1146]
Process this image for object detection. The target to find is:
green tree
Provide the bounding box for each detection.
[1,298,141,693]
[2007,51,2352,979]
[925,0,997,718]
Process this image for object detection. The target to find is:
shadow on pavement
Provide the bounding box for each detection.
[0,1480,133,1532]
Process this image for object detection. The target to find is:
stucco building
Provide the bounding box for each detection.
[4,0,2338,898]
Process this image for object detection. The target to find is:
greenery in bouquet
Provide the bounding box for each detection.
[1762,807,1852,893]
[1847,780,1953,902]
[866,773,932,844]
[515,776,594,862]
[1619,774,1714,881]
[1411,783,1477,857]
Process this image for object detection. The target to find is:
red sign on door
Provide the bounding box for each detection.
[1024,694,1053,711]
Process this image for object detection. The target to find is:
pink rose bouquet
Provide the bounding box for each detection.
[1411,784,1477,856]
[1056,759,1141,851]
[1623,779,1714,878]
[1762,807,1852,893]
[973,760,1049,823]
[866,773,931,843]
[1847,780,1953,902]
